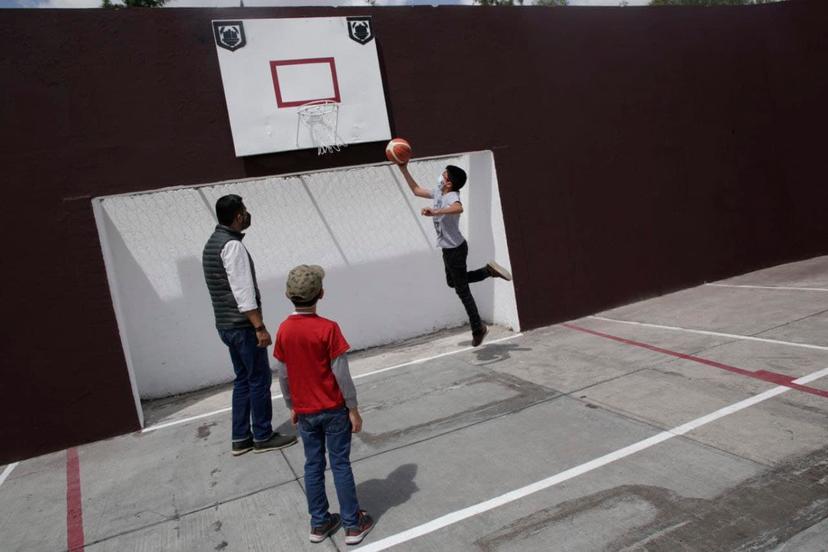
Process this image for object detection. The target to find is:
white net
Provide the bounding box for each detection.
[296,100,347,155]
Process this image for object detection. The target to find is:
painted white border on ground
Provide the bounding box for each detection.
[141,333,524,433]
[590,316,828,352]
[355,366,828,551]
[707,283,828,292]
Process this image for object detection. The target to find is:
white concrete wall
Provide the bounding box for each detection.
[95,152,518,400]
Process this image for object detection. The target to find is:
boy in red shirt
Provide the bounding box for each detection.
[274,265,374,545]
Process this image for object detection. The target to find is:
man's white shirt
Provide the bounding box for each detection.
[220,240,257,312]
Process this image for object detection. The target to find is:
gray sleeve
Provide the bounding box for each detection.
[331,354,358,409]
[275,359,292,409]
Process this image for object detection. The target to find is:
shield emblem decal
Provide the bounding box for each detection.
[347,17,374,45]
[213,21,246,52]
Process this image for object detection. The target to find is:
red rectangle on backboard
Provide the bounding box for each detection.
[270,58,341,108]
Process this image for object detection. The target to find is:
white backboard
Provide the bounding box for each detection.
[213,17,391,156]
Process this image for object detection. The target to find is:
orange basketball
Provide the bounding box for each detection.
[385,138,412,165]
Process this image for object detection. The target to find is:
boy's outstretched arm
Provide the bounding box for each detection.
[398,164,433,199]
[332,354,362,433]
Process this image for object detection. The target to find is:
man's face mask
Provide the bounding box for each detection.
[241,211,251,229]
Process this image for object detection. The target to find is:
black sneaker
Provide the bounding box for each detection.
[231,437,254,456]
[487,261,512,281]
[472,325,489,347]
[253,432,297,453]
[309,513,341,543]
[344,511,374,545]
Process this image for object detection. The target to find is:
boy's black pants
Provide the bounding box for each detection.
[441,240,490,333]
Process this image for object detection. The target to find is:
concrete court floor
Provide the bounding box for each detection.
[1,256,828,552]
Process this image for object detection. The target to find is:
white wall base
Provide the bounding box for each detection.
[93,151,518,400]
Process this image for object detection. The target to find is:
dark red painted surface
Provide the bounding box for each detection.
[271,58,341,107]
[1,2,827,463]
[564,324,828,400]
[66,448,85,551]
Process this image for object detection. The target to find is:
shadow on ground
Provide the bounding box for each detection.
[356,463,419,522]
[473,342,533,365]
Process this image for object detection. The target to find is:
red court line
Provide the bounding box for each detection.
[563,323,828,399]
[66,448,85,551]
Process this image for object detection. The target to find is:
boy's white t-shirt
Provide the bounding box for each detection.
[432,184,464,249]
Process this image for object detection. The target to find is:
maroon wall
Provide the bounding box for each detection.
[2,1,827,463]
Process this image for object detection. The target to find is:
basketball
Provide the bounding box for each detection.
[386,138,412,165]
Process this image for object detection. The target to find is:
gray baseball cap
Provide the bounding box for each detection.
[286,264,325,302]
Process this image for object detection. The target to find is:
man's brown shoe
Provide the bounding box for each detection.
[253,432,297,453]
[472,325,488,347]
[232,437,254,456]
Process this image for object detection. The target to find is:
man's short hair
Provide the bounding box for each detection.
[445,165,467,191]
[216,195,244,226]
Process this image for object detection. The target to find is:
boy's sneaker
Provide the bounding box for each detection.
[344,511,374,545]
[309,513,341,543]
[487,261,512,281]
[253,432,297,453]
[472,325,489,347]
[231,437,254,456]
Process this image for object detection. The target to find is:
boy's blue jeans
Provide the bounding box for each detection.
[218,327,273,442]
[298,407,360,528]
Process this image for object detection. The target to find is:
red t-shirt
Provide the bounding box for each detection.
[273,314,351,415]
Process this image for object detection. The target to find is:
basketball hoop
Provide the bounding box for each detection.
[296,100,347,155]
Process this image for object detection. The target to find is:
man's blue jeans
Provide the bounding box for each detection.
[218,327,273,442]
[298,407,360,528]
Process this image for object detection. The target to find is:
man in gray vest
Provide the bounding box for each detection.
[203,194,297,456]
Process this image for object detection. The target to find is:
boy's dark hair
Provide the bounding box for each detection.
[445,165,467,191]
[216,194,244,226]
[289,292,321,308]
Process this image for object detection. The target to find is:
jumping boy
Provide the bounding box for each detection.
[398,163,512,346]
[274,265,374,545]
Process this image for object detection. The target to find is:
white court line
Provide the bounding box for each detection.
[142,333,524,433]
[142,406,234,433]
[707,283,828,292]
[589,316,828,352]
[356,366,828,552]
[0,462,19,490]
